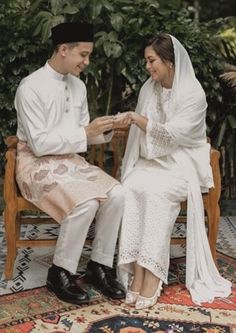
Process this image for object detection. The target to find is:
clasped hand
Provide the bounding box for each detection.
[113,112,133,129]
[85,112,134,137]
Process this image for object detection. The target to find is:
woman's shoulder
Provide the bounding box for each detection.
[139,77,154,95]
[178,79,206,105]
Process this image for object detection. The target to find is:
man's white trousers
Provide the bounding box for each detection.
[53,185,124,274]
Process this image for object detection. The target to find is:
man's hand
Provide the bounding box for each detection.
[85,116,114,137]
[113,112,133,129]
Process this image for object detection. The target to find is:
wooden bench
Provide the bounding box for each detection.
[3,130,220,279]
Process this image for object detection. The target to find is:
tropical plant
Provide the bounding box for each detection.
[220,64,236,92]
[217,29,236,199]
[27,0,228,116]
[0,0,235,199]
[0,0,50,174]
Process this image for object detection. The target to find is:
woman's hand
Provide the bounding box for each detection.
[113,112,133,129]
[125,112,148,132]
[112,111,148,132]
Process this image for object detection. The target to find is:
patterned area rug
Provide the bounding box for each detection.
[0,216,236,294]
[0,253,235,332]
[0,216,235,332]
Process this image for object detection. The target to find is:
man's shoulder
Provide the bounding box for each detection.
[19,66,45,88]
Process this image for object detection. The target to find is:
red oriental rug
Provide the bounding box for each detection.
[0,253,235,333]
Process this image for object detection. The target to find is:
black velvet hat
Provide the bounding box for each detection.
[51,22,94,45]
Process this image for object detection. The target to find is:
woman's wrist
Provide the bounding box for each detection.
[131,113,148,131]
[131,112,138,124]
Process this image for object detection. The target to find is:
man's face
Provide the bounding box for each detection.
[62,42,94,76]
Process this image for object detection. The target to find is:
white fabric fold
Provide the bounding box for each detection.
[173,150,231,304]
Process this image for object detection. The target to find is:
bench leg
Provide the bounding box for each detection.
[206,203,220,263]
[4,208,17,280]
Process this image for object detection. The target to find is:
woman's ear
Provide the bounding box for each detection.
[167,60,173,69]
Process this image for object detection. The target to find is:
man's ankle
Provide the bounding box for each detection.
[51,264,65,272]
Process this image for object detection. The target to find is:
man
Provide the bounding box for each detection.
[14,22,125,305]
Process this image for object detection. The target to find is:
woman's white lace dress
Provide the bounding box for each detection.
[118,87,188,285]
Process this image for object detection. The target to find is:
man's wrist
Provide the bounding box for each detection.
[85,126,92,138]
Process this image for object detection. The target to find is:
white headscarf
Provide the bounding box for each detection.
[121,35,232,304]
[122,35,213,189]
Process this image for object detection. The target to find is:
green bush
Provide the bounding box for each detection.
[0,0,235,197]
[0,0,50,173]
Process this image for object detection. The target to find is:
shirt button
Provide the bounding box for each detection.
[65,85,68,90]
[66,97,69,102]
[65,109,69,113]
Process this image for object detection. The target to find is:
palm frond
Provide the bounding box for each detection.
[220,64,236,92]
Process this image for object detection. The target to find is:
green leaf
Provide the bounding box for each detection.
[34,11,54,22]
[216,119,227,146]
[111,43,123,58]
[103,41,112,57]
[128,18,137,25]
[29,0,44,13]
[95,31,107,38]
[50,15,64,30]
[227,115,236,129]
[33,23,42,36]
[62,5,79,15]
[110,13,123,32]
[102,0,114,11]
[50,0,63,16]
[42,19,53,43]
[108,31,118,42]
[90,0,102,19]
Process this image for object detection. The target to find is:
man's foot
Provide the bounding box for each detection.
[46,264,89,305]
[86,260,125,299]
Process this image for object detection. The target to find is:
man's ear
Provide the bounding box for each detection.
[58,43,68,57]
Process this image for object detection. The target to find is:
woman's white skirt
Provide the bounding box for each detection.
[117,158,188,289]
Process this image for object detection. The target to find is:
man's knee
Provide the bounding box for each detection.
[108,184,125,205]
[86,199,100,214]
[71,199,99,220]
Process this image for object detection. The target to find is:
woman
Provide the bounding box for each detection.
[117,34,231,309]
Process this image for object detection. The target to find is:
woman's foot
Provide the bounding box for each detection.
[124,263,144,305]
[125,289,140,304]
[135,280,163,310]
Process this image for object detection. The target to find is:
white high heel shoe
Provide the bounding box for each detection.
[135,280,163,310]
[125,289,140,305]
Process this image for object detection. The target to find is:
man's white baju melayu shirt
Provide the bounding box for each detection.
[15,62,118,223]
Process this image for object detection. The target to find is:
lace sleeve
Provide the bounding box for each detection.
[145,119,177,158]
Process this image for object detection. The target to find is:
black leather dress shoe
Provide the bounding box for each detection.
[86,260,125,299]
[46,265,89,305]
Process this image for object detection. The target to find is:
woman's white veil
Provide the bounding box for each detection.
[120,35,232,304]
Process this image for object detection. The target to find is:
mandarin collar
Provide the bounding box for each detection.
[45,61,68,82]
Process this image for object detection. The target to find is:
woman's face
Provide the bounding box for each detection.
[144,45,174,88]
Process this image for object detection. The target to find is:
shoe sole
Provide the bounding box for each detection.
[46,281,91,305]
